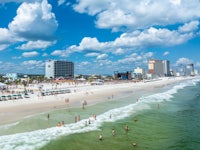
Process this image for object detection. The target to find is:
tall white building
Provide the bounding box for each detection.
[148,59,170,77]
[185,64,194,76]
[45,60,74,79]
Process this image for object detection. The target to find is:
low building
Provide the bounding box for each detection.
[114,71,132,80]
[4,73,24,81]
[133,67,146,79]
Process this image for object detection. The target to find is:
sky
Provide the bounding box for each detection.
[0,0,200,75]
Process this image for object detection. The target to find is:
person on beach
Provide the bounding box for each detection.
[112,129,115,136]
[99,134,103,141]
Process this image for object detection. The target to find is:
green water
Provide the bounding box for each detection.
[39,82,200,150]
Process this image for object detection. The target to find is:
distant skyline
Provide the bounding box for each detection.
[0,0,200,75]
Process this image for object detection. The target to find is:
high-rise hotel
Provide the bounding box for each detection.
[148,59,170,77]
[45,60,74,79]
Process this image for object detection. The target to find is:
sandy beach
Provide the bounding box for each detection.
[0,77,193,125]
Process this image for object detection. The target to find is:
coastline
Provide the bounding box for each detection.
[0,77,195,125]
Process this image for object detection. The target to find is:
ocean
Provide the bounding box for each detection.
[0,78,200,150]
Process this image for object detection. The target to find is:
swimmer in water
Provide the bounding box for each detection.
[112,129,115,136]
[125,124,129,132]
[99,134,103,141]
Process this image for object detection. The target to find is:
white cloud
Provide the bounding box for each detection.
[163,51,170,56]
[80,61,90,66]
[8,0,58,41]
[73,0,109,15]
[118,52,153,65]
[51,50,65,56]
[0,0,58,52]
[22,60,41,65]
[42,53,48,57]
[17,40,56,50]
[0,0,35,3]
[73,0,200,31]
[176,57,193,66]
[0,44,9,51]
[58,0,66,6]
[22,51,39,57]
[0,28,16,44]
[22,60,44,69]
[51,24,194,58]
[85,52,99,57]
[96,53,108,60]
[113,48,124,55]
[12,56,21,59]
[178,21,199,33]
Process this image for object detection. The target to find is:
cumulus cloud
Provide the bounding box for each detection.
[175,57,193,66]
[73,0,109,15]
[96,53,108,60]
[22,51,39,57]
[51,22,195,57]
[0,0,58,51]
[163,51,170,56]
[118,52,153,65]
[113,48,124,55]
[17,40,56,50]
[0,28,16,44]
[73,0,200,31]
[178,21,199,33]
[8,0,58,41]
[85,52,99,57]
[22,60,44,70]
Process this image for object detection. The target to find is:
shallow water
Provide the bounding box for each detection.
[0,78,200,150]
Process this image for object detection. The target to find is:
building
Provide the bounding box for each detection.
[148,59,170,77]
[133,67,146,79]
[114,71,132,80]
[185,64,194,76]
[4,73,24,81]
[45,60,74,79]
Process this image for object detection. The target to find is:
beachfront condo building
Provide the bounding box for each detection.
[45,60,74,79]
[185,64,194,76]
[148,59,170,77]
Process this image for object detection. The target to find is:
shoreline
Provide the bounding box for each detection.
[0,77,196,125]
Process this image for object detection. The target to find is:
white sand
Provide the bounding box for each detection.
[0,77,192,125]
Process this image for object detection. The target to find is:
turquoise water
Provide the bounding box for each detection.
[0,78,200,150]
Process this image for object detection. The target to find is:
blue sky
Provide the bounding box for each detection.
[0,0,200,75]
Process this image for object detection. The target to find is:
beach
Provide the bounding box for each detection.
[1,76,200,150]
[0,77,188,125]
